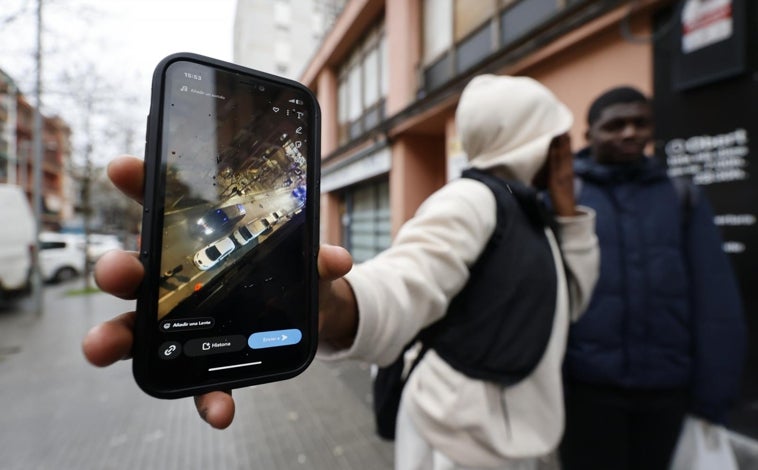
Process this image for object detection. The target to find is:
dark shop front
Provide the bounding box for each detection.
[653,0,758,437]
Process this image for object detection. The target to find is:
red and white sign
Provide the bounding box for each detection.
[681,0,733,53]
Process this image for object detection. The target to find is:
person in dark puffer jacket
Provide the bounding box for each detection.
[559,86,746,470]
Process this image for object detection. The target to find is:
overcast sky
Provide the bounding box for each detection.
[1,0,238,165]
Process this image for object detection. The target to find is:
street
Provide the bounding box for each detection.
[0,280,393,470]
[157,188,300,318]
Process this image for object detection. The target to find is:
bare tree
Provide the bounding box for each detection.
[2,1,144,288]
[56,62,142,287]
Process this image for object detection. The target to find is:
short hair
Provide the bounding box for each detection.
[587,86,650,126]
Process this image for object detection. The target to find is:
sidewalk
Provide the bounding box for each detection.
[0,281,394,470]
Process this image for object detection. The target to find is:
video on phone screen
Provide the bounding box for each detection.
[155,61,311,343]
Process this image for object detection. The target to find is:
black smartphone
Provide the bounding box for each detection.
[135,53,320,398]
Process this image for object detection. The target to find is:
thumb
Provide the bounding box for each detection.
[317,244,353,281]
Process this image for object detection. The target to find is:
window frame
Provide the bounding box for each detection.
[336,23,387,146]
[342,177,391,263]
[420,0,576,92]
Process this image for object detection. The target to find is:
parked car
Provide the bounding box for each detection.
[193,237,235,271]
[39,232,86,283]
[0,184,35,298]
[193,204,246,240]
[87,234,124,261]
[263,213,279,227]
[232,219,270,246]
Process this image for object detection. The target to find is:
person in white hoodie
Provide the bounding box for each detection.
[83,74,599,469]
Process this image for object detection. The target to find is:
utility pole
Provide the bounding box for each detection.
[31,0,44,315]
[82,94,93,290]
[2,73,17,185]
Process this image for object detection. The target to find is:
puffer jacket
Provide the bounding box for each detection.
[565,147,746,424]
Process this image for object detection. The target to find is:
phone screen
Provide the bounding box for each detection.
[135,55,319,398]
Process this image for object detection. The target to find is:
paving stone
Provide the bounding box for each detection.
[0,281,393,470]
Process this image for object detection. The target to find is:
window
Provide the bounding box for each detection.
[501,0,563,46]
[41,241,67,250]
[421,0,572,91]
[457,23,492,74]
[336,23,387,145]
[348,59,361,121]
[273,1,291,27]
[274,43,291,64]
[500,0,519,7]
[338,78,349,139]
[454,0,495,41]
[343,179,391,263]
[363,48,379,109]
[423,0,453,65]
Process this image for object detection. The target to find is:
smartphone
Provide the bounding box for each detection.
[135,53,320,398]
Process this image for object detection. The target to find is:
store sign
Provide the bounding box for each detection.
[681,0,733,53]
[665,128,749,185]
[664,128,754,255]
[654,0,758,437]
[672,0,745,90]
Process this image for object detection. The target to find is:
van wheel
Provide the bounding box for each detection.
[54,267,78,283]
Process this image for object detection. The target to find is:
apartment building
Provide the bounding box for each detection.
[302,0,663,255]
[0,70,73,230]
[299,0,757,438]
[233,0,347,80]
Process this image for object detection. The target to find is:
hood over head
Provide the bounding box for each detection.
[456,74,573,185]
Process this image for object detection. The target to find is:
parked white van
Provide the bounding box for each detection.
[0,185,35,298]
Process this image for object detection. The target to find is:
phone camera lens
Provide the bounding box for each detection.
[258,85,265,92]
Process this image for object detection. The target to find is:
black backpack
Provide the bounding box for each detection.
[372,339,426,440]
[371,169,560,441]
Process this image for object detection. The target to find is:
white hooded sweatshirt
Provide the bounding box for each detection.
[319,75,599,468]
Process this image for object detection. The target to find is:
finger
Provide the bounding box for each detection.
[82,312,135,367]
[194,391,235,429]
[107,155,145,205]
[317,244,353,281]
[94,250,144,299]
[548,134,571,175]
[558,134,571,160]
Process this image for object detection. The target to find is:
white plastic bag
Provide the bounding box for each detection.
[670,415,738,470]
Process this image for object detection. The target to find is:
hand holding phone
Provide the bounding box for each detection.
[135,53,321,398]
[84,167,354,427]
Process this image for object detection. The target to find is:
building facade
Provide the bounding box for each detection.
[302,0,663,257]
[1,70,73,230]
[233,0,347,80]
[299,0,758,439]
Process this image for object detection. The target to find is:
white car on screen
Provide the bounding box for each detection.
[193,237,235,271]
[264,213,279,227]
[232,219,270,246]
